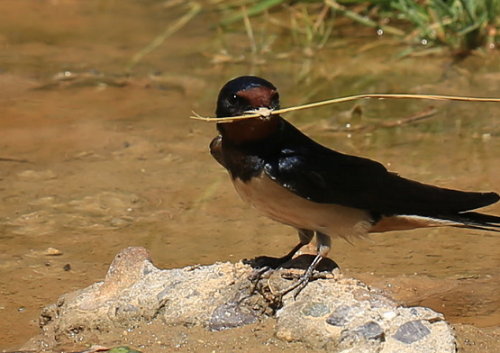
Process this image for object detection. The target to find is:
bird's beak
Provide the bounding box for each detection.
[243,107,274,120]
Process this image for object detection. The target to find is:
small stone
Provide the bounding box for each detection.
[340,321,385,346]
[393,320,431,344]
[302,302,330,318]
[326,305,353,327]
[382,310,397,320]
[116,304,139,316]
[209,302,258,331]
[353,321,384,341]
[110,217,132,227]
[44,247,63,256]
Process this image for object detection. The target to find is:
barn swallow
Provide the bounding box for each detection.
[210,76,500,294]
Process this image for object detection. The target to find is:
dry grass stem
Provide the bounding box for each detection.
[190,93,500,123]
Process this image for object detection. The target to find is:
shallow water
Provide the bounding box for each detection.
[1,0,500,350]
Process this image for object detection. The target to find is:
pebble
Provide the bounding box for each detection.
[393,320,431,344]
[44,247,63,256]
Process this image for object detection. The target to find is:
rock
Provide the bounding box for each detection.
[44,247,63,256]
[34,247,456,352]
[275,276,455,352]
[393,320,431,344]
[209,301,259,331]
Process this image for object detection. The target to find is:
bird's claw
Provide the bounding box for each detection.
[273,269,314,299]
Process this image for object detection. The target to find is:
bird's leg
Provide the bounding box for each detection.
[278,228,315,265]
[246,229,315,304]
[246,229,314,299]
[275,231,331,298]
[244,229,313,269]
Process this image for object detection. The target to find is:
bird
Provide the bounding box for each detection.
[209,75,500,294]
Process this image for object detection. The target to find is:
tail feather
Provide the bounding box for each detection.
[444,211,500,232]
[454,224,500,233]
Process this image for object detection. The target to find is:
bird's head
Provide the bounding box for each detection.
[215,76,282,144]
[216,76,280,118]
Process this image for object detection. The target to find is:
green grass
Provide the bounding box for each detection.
[391,0,500,52]
[210,0,500,56]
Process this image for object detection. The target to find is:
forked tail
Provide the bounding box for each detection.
[445,211,500,232]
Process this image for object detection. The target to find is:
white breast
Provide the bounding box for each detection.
[232,172,373,241]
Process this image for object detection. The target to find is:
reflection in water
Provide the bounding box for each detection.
[1,0,500,350]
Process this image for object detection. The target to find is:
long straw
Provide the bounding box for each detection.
[191,93,500,123]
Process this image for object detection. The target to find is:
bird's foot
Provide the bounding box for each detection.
[274,254,336,299]
[244,254,338,301]
[247,265,273,285]
[243,254,303,300]
[243,265,283,310]
[273,262,318,299]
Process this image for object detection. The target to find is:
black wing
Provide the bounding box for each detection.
[264,120,499,217]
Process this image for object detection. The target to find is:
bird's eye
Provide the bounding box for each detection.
[227,94,240,106]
